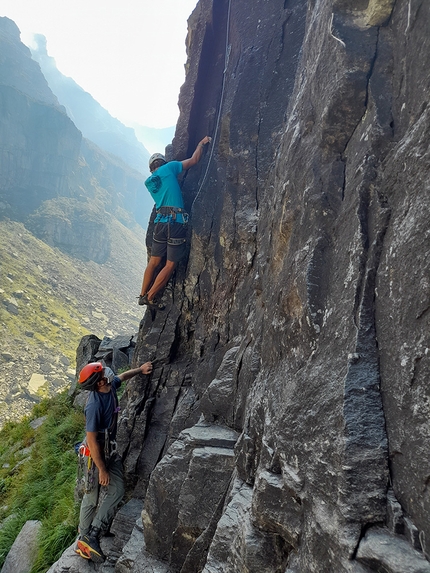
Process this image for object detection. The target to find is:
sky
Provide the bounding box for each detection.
[0,0,198,129]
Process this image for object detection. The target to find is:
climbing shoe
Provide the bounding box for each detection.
[138,294,165,311]
[76,529,105,563]
[75,545,90,560]
[137,294,148,306]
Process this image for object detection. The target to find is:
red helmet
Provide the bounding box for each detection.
[78,362,104,391]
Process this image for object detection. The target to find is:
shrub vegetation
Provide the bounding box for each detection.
[0,392,85,572]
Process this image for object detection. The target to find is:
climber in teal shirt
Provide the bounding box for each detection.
[138,136,211,310]
[145,161,185,220]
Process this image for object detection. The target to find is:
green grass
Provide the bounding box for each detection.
[0,393,85,572]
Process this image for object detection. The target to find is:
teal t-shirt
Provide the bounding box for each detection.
[145,161,184,210]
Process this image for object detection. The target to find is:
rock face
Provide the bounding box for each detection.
[114,0,430,571]
[50,0,430,572]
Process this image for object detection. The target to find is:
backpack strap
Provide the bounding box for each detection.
[103,389,120,459]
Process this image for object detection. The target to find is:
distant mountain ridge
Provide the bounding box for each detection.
[0,16,148,419]
[30,34,151,176]
[0,18,57,107]
[0,17,152,235]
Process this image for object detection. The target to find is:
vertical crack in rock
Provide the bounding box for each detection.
[118,305,188,495]
[340,183,391,527]
[364,28,380,109]
[305,234,331,334]
[352,184,371,330]
[186,0,229,157]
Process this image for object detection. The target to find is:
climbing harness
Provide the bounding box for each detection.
[168,237,187,246]
[191,0,233,211]
[154,206,188,246]
[156,206,186,215]
[156,206,189,224]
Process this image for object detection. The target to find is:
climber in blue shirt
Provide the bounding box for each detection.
[138,136,211,310]
[75,360,152,563]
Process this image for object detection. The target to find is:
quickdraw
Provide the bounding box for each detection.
[75,441,97,500]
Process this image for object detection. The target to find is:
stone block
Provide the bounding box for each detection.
[72,335,101,394]
[110,498,143,547]
[251,469,302,548]
[171,446,235,568]
[356,527,430,573]
[200,346,241,425]
[29,416,47,430]
[28,373,46,395]
[1,520,41,573]
[404,516,424,553]
[202,481,289,573]
[143,423,238,569]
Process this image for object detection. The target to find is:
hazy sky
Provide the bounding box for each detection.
[0,0,198,129]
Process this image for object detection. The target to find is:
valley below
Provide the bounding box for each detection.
[0,218,147,427]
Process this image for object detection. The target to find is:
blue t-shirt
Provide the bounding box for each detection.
[145,161,184,219]
[85,376,121,438]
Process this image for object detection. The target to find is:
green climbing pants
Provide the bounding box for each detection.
[78,454,125,536]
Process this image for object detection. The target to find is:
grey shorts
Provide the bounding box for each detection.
[152,221,187,263]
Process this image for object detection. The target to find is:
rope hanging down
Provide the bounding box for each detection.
[191,0,232,212]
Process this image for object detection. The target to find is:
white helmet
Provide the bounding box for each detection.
[149,153,166,169]
[103,367,115,384]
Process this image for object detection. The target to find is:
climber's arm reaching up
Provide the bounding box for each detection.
[181,136,212,170]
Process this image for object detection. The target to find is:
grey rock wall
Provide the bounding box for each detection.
[1,520,41,573]
[121,0,430,571]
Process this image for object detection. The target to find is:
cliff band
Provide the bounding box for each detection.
[57,0,430,571]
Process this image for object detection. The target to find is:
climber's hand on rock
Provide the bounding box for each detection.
[140,362,153,375]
